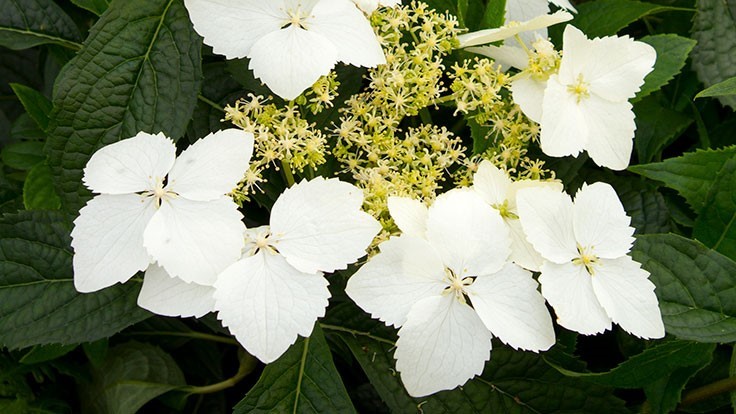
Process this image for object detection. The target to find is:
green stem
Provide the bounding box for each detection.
[434,95,456,105]
[680,377,736,407]
[319,323,396,346]
[182,351,258,395]
[198,94,223,112]
[281,159,296,187]
[124,331,239,345]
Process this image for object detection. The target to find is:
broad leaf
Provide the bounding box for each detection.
[644,359,713,414]
[46,0,203,215]
[19,343,77,364]
[633,96,693,164]
[633,234,736,343]
[548,340,715,388]
[80,341,185,414]
[691,0,736,109]
[693,157,736,260]
[629,146,736,211]
[696,76,736,99]
[233,324,357,414]
[479,0,506,29]
[0,141,44,170]
[10,83,52,131]
[22,162,61,210]
[71,0,111,16]
[0,211,149,349]
[569,0,690,38]
[636,35,697,102]
[0,0,82,50]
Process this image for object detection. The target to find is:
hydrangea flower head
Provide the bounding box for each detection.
[184,0,386,100]
[347,189,555,397]
[213,177,381,363]
[516,182,665,338]
[71,130,253,292]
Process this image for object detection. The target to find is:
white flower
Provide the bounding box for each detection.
[458,10,572,48]
[472,160,562,271]
[353,0,401,14]
[516,182,665,338]
[513,25,656,170]
[213,177,381,363]
[347,189,555,397]
[505,0,576,48]
[184,0,386,100]
[71,129,253,293]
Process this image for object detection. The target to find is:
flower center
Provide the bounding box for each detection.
[245,227,280,256]
[492,199,518,220]
[442,267,475,304]
[572,245,600,275]
[567,73,591,103]
[284,5,310,29]
[146,176,177,208]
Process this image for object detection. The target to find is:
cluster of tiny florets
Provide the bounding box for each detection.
[225,94,327,202]
[294,71,340,115]
[335,2,465,233]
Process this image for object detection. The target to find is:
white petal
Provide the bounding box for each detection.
[310,0,385,67]
[560,25,655,102]
[506,178,564,212]
[249,25,338,100]
[183,0,284,59]
[395,295,491,397]
[573,182,634,258]
[387,196,428,238]
[167,129,254,201]
[71,194,156,293]
[466,44,529,70]
[550,0,577,12]
[82,132,175,194]
[507,218,545,271]
[511,75,547,123]
[271,177,380,274]
[504,0,551,47]
[458,11,572,48]
[143,197,245,285]
[352,0,379,13]
[539,261,612,335]
[137,264,215,318]
[580,97,635,170]
[346,236,446,327]
[472,160,511,207]
[214,252,330,363]
[468,263,555,351]
[516,186,577,263]
[426,189,510,277]
[539,75,587,158]
[592,256,665,339]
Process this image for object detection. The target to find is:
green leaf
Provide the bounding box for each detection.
[82,339,108,368]
[548,340,715,388]
[696,76,736,99]
[324,304,627,414]
[0,210,149,349]
[0,0,82,50]
[636,35,697,102]
[633,96,693,164]
[693,157,736,260]
[80,341,185,414]
[469,117,492,155]
[644,360,713,414]
[479,0,506,29]
[632,234,736,343]
[233,324,357,414]
[46,0,203,216]
[691,0,736,109]
[9,84,52,131]
[23,162,61,210]
[629,146,736,211]
[570,0,691,38]
[71,0,111,16]
[1,141,44,171]
[616,179,672,234]
[19,343,77,364]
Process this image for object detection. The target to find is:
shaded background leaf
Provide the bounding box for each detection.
[0,0,82,51]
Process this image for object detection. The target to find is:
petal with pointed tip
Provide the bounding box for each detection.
[71,194,156,292]
[311,0,385,67]
[167,129,254,201]
[580,97,635,171]
[573,182,634,258]
[137,264,215,318]
[468,263,555,351]
[144,197,245,285]
[83,132,175,194]
[458,11,572,48]
[539,261,612,335]
[516,186,577,263]
[346,236,446,327]
[387,197,428,239]
[472,160,511,207]
[396,295,491,397]
[214,252,330,363]
[540,76,588,158]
